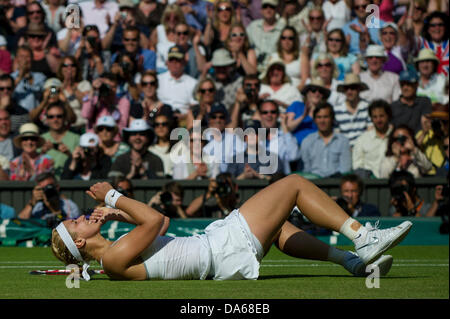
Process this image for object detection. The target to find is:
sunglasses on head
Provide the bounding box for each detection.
[46,114,64,119]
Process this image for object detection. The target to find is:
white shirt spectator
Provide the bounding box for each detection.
[322,0,351,31]
[79,1,119,38]
[157,71,198,114]
[259,83,303,110]
[359,70,401,103]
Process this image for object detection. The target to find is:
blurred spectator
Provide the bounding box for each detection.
[157,45,198,116]
[0,35,13,74]
[111,175,135,199]
[279,0,310,35]
[61,131,111,180]
[229,73,261,129]
[388,170,431,217]
[206,48,243,112]
[342,0,385,55]
[42,0,66,33]
[400,0,428,37]
[0,154,10,180]
[0,0,27,36]
[310,52,345,107]
[425,182,449,218]
[129,70,170,124]
[299,5,328,58]
[247,0,285,69]
[39,101,80,179]
[186,77,217,130]
[81,72,130,139]
[0,202,15,219]
[334,73,371,147]
[171,125,219,180]
[391,68,432,133]
[0,74,29,134]
[225,22,257,76]
[148,113,178,177]
[435,134,449,177]
[75,24,110,82]
[286,78,328,145]
[0,109,22,161]
[185,172,239,217]
[322,0,351,31]
[336,174,380,217]
[270,26,309,90]
[322,28,360,81]
[56,56,91,134]
[147,181,187,218]
[135,0,166,41]
[152,3,186,66]
[94,115,130,163]
[298,102,351,178]
[29,77,77,131]
[79,0,119,39]
[110,51,140,100]
[379,22,406,75]
[203,102,245,173]
[415,103,449,175]
[259,58,302,110]
[259,99,299,175]
[203,0,236,54]
[360,45,401,104]
[18,171,80,226]
[9,123,54,181]
[111,25,156,72]
[226,119,280,180]
[352,99,393,179]
[11,45,46,112]
[379,124,433,178]
[109,119,165,179]
[172,22,207,78]
[415,48,448,105]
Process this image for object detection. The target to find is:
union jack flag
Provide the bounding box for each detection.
[420,37,449,77]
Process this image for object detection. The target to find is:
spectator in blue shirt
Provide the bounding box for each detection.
[0,203,16,219]
[342,0,385,55]
[298,102,352,178]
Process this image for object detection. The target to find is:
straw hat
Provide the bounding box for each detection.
[13,123,45,149]
[414,48,440,65]
[301,78,331,99]
[211,48,235,67]
[337,73,369,92]
[26,22,47,36]
[364,45,388,59]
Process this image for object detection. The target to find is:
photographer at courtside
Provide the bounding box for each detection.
[18,172,80,227]
[147,181,187,219]
[185,173,239,218]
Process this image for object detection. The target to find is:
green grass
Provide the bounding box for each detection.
[0,245,448,299]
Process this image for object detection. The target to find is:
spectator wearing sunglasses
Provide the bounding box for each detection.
[94,116,129,164]
[224,22,257,76]
[61,132,112,180]
[203,0,237,54]
[109,119,164,180]
[0,74,29,135]
[9,123,54,181]
[186,78,217,130]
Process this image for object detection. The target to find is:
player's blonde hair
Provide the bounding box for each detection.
[51,228,91,266]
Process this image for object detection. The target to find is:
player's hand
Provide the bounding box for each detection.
[89,207,119,224]
[86,182,113,202]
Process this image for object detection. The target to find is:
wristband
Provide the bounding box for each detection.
[104,189,123,208]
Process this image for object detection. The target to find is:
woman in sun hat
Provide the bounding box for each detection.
[94,115,130,163]
[415,48,448,104]
[9,123,54,181]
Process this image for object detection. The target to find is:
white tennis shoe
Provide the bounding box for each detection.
[344,252,393,277]
[354,221,412,265]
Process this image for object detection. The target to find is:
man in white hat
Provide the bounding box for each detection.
[109,119,165,179]
[246,0,286,68]
[334,73,371,146]
[359,45,401,104]
[157,45,198,116]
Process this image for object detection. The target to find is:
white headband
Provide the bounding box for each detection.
[56,222,91,281]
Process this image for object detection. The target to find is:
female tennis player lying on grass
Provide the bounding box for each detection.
[51,175,412,281]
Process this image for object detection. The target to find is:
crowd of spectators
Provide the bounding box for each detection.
[0,0,448,221]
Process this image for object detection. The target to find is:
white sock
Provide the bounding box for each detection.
[327,247,347,265]
[339,218,367,241]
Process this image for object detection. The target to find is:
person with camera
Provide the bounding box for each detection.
[61,132,112,180]
[379,124,433,178]
[335,174,380,218]
[147,181,188,219]
[18,172,80,226]
[388,170,432,217]
[81,72,130,140]
[229,73,261,129]
[186,173,239,218]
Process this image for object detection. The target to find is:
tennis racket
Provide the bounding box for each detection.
[29,269,105,275]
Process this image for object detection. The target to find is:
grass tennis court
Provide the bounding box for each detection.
[0,245,448,299]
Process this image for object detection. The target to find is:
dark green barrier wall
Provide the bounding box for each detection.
[0,177,446,216]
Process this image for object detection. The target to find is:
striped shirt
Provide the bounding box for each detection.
[334,100,371,146]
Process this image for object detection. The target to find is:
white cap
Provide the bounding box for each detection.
[95,115,117,128]
[79,132,99,147]
[123,119,152,132]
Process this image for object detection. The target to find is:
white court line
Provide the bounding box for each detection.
[261,259,449,263]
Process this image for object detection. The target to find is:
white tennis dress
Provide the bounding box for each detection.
[111,210,264,281]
